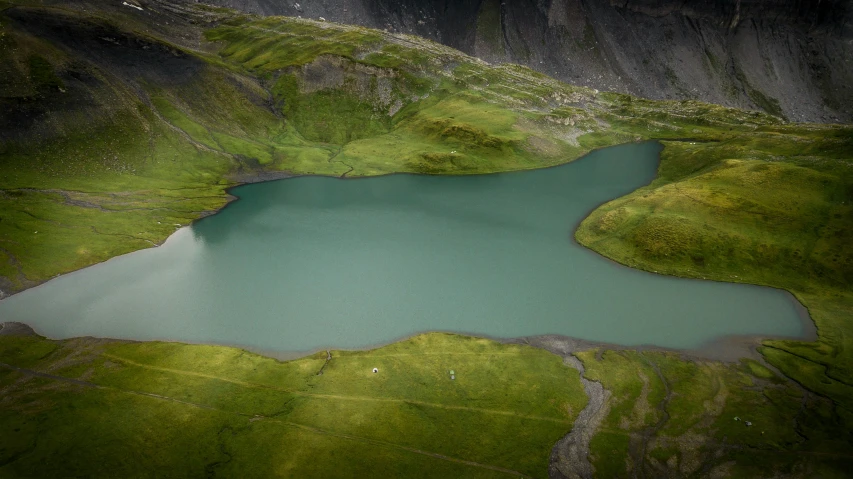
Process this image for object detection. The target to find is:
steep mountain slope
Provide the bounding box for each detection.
[206,0,853,123]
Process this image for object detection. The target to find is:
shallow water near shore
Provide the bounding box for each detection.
[0,143,808,352]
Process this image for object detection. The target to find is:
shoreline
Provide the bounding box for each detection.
[3,315,815,366]
[0,140,820,366]
[0,145,597,300]
[1,139,655,300]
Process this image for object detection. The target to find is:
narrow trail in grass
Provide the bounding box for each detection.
[325,148,354,178]
[0,361,100,389]
[147,106,231,157]
[88,226,158,246]
[100,353,571,423]
[272,419,530,477]
[305,395,572,424]
[367,352,538,357]
[0,361,246,415]
[761,345,853,390]
[0,361,529,477]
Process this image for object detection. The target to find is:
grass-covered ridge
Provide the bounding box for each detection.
[574,121,853,412]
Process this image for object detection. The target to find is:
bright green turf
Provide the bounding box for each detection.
[0,331,585,478]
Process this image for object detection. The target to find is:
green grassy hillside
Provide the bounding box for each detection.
[0,330,585,478]
[2,326,852,477]
[572,100,853,472]
[575,117,853,414]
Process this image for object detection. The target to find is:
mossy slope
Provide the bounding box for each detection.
[578,349,853,477]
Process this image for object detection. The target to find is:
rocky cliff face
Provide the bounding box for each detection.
[205,0,853,122]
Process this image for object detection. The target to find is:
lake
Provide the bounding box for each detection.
[0,143,808,353]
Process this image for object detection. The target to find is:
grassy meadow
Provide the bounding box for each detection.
[0,331,585,478]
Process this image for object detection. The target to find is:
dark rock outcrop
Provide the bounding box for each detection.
[200,0,853,122]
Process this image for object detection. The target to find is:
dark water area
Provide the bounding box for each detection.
[0,143,807,353]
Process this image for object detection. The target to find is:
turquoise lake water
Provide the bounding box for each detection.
[0,143,808,353]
